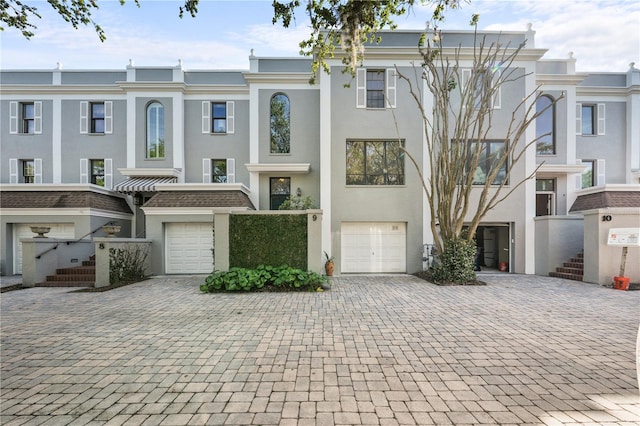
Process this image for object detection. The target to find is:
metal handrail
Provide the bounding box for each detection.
[35,221,116,260]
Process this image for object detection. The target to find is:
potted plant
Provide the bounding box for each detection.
[324,251,335,276]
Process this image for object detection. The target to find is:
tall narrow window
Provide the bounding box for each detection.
[146,102,164,158]
[91,159,105,186]
[270,177,290,210]
[581,105,595,135]
[212,102,227,133]
[270,94,290,153]
[367,70,385,108]
[536,95,555,155]
[581,160,595,188]
[22,103,35,134]
[536,178,556,216]
[22,160,35,183]
[91,102,105,133]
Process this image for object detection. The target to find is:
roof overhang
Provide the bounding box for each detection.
[117,168,181,178]
[536,163,587,174]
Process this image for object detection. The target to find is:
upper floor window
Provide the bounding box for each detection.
[91,103,105,133]
[146,102,165,158]
[22,159,35,183]
[469,140,507,185]
[270,94,290,153]
[80,101,112,134]
[202,101,235,134]
[8,158,42,183]
[91,159,105,186]
[536,95,555,155]
[462,68,502,110]
[9,101,42,134]
[356,68,396,109]
[346,140,405,185]
[576,103,605,136]
[202,158,235,183]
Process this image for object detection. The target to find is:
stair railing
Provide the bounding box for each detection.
[35,221,117,260]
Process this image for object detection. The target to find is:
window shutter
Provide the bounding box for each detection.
[227,158,235,183]
[597,103,605,135]
[80,158,88,183]
[202,158,211,183]
[462,69,471,89]
[9,159,18,183]
[104,101,113,134]
[386,69,397,108]
[575,103,582,135]
[226,101,235,134]
[80,101,89,134]
[356,68,367,108]
[33,101,42,134]
[492,72,501,109]
[34,158,42,183]
[104,158,113,189]
[202,101,210,133]
[575,159,583,189]
[9,102,18,134]
[596,159,606,186]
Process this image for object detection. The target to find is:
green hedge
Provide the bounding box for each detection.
[200,265,326,293]
[229,214,307,269]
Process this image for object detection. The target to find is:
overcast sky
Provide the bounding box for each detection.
[1,0,638,73]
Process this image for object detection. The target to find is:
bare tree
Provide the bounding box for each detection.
[394,29,560,280]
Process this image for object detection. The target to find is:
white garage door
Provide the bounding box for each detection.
[165,222,214,274]
[14,223,75,274]
[341,222,406,273]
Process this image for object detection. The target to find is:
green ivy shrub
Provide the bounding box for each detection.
[230,214,307,269]
[430,238,477,284]
[200,265,327,293]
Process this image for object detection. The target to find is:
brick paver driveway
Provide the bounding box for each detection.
[1,274,639,425]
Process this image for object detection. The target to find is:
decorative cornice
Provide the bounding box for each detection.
[154,183,251,194]
[245,163,311,173]
[537,74,585,86]
[118,168,181,177]
[536,163,587,174]
[241,73,315,85]
[0,183,127,198]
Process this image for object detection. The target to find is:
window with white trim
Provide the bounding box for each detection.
[576,103,605,136]
[356,68,396,109]
[270,93,290,153]
[580,159,605,188]
[80,158,112,188]
[202,101,235,134]
[9,101,42,134]
[80,101,112,134]
[9,158,42,183]
[462,68,501,109]
[536,95,555,155]
[202,158,235,183]
[146,102,165,159]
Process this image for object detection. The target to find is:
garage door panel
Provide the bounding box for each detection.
[341,222,406,273]
[165,222,213,274]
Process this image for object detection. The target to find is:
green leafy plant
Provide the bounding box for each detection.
[429,237,477,284]
[109,244,149,285]
[278,195,316,210]
[200,265,327,293]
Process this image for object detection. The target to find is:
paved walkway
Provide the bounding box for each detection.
[1,274,639,425]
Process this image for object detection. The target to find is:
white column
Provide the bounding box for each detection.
[173,92,185,181]
[126,92,136,167]
[248,84,260,208]
[319,68,332,259]
[52,97,62,183]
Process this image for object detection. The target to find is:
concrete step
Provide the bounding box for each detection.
[556,267,584,275]
[35,281,94,288]
[563,261,584,269]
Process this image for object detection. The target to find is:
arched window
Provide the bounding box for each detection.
[146,102,164,158]
[536,95,555,155]
[270,93,290,154]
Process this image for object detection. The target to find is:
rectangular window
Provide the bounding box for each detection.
[462,68,501,110]
[91,102,105,133]
[346,140,405,185]
[581,160,595,188]
[270,177,291,210]
[22,103,35,134]
[91,159,105,186]
[469,140,507,185]
[211,159,227,183]
[22,160,35,183]
[212,102,227,133]
[366,70,385,108]
[581,105,595,135]
[536,179,556,216]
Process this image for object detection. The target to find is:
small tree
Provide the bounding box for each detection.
[396,27,560,283]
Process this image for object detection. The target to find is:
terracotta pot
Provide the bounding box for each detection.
[325,261,334,277]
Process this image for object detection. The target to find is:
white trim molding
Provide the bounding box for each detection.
[244,163,311,174]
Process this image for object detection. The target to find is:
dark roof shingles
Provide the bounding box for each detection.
[570,191,640,212]
[143,191,255,209]
[0,191,132,214]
